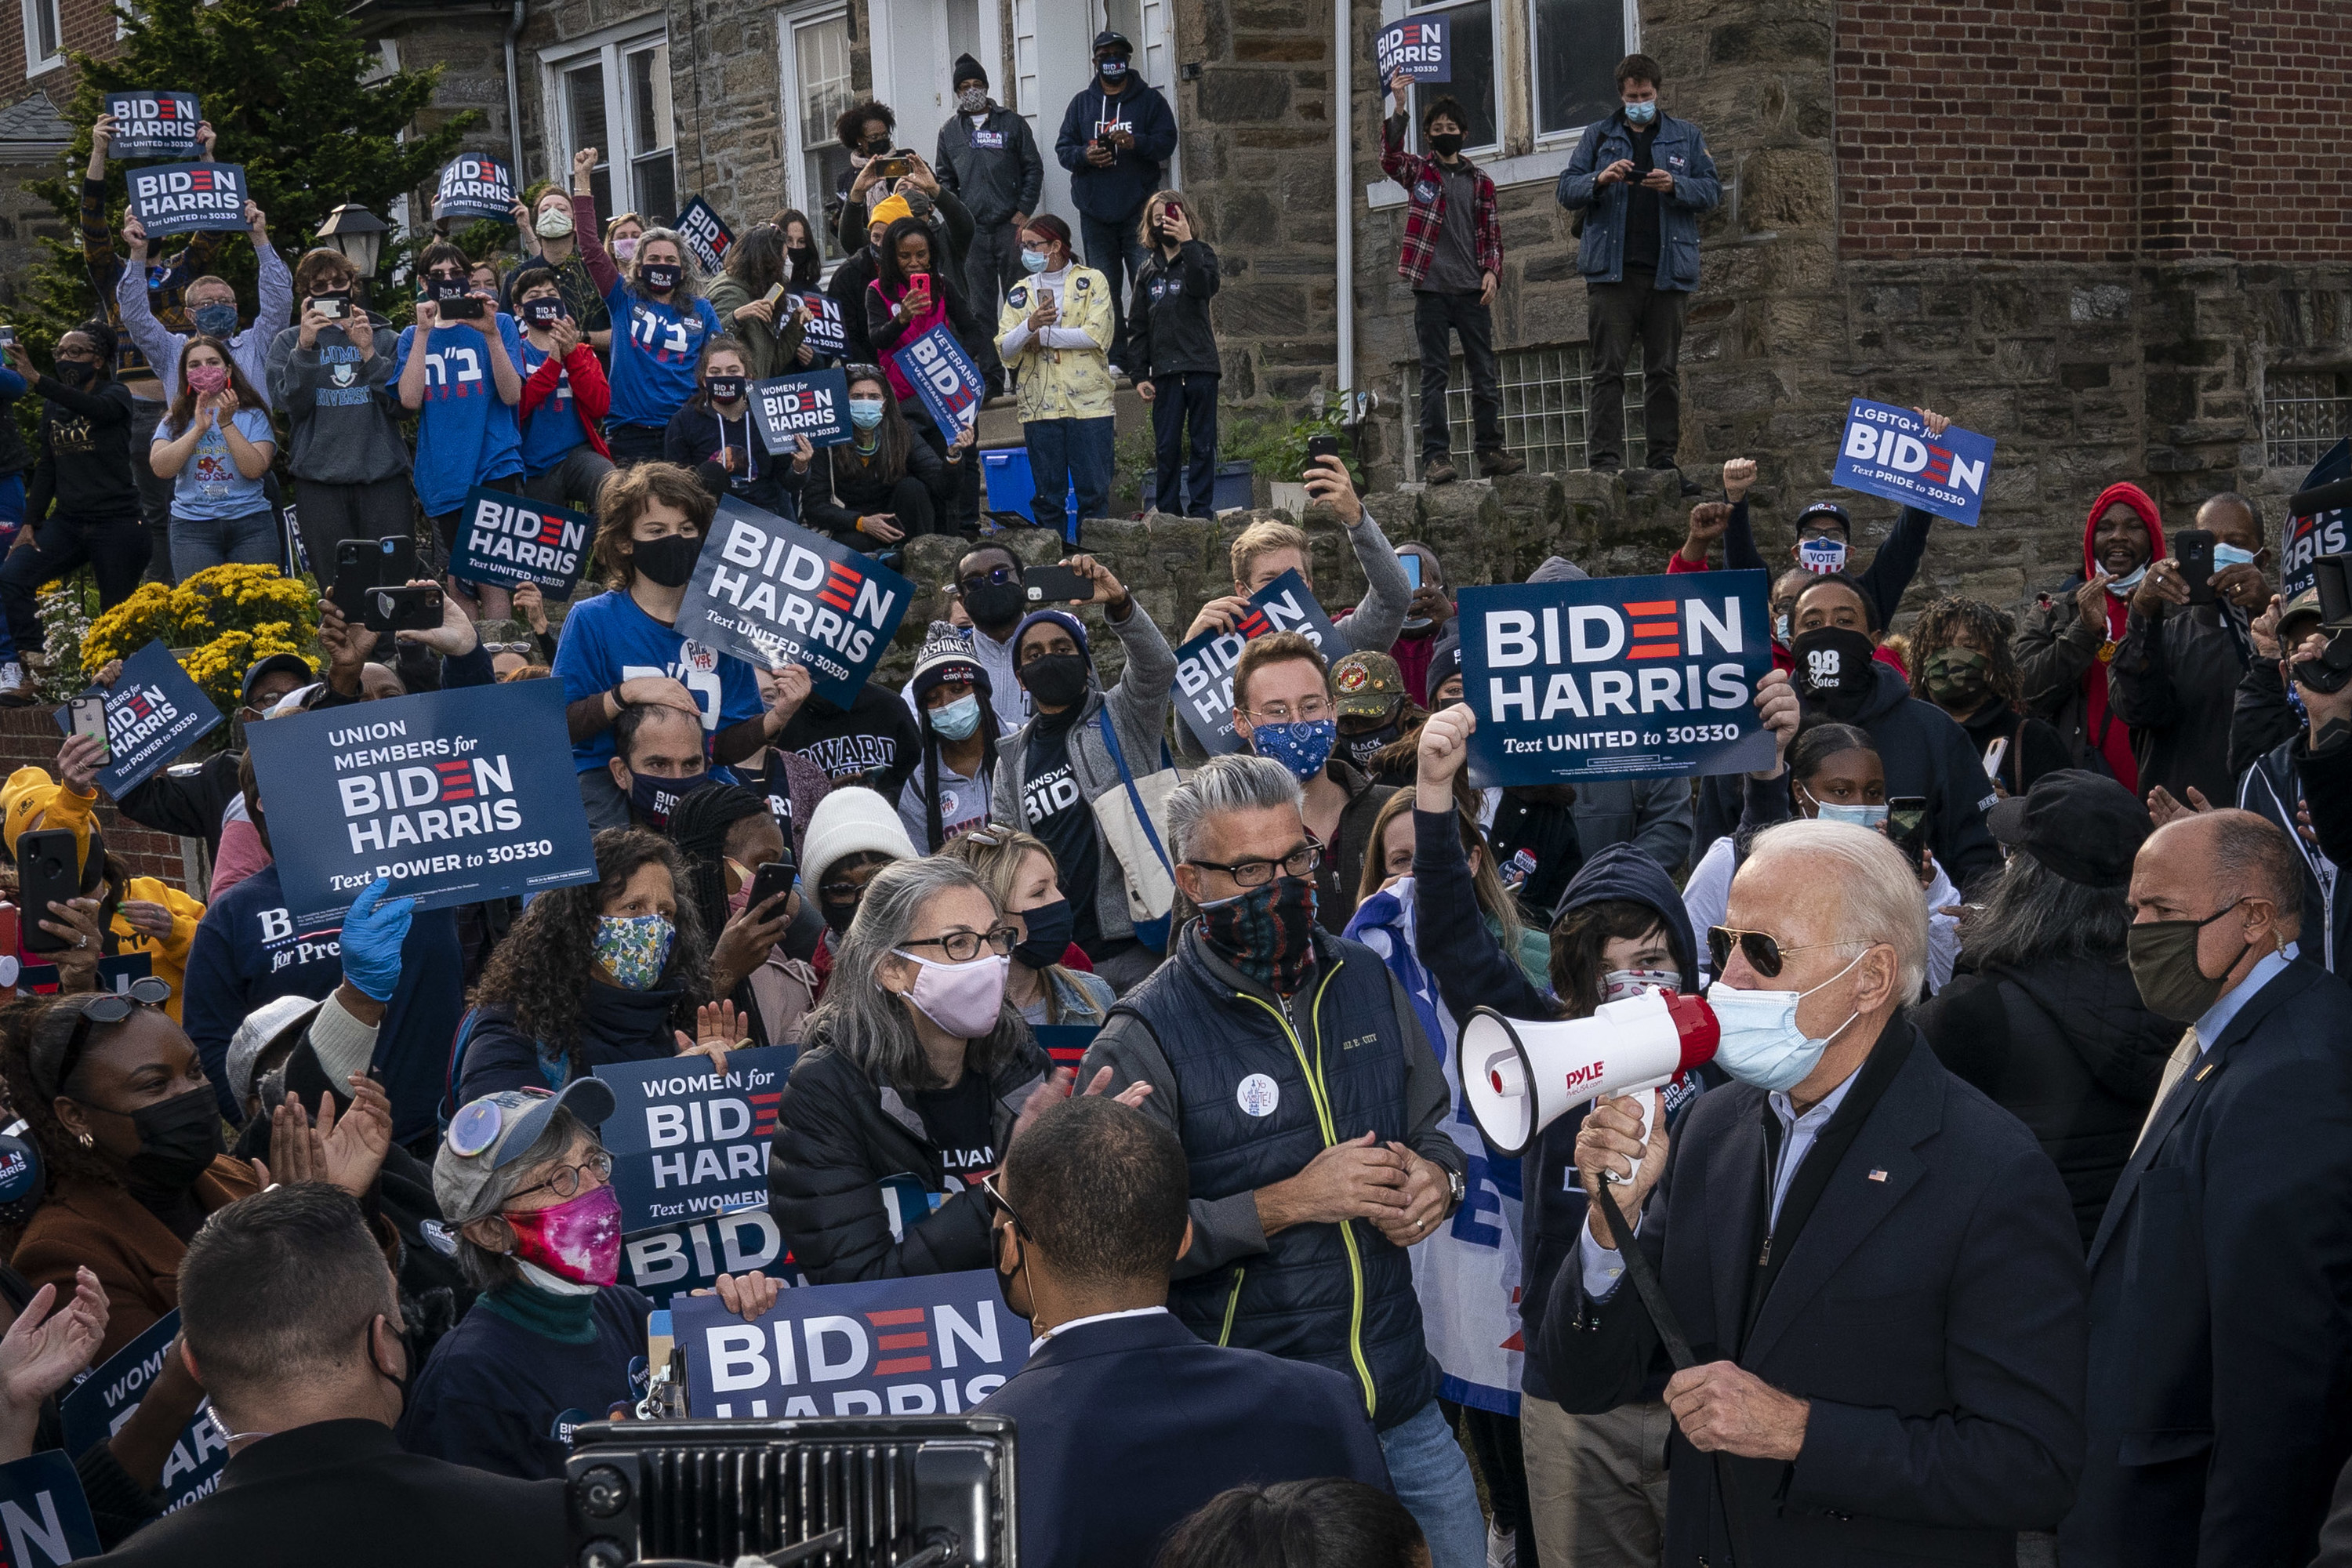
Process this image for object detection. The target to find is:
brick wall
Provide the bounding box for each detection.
[2230,0,2352,260]
[1833,0,2140,261]
[0,708,197,893]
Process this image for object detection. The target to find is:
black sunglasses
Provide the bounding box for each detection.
[955,565,1020,592]
[979,1171,1025,1236]
[1706,926,1864,980]
[38,978,174,1099]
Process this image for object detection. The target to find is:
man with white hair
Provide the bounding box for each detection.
[1082,753,1485,1568]
[1543,818,2087,1565]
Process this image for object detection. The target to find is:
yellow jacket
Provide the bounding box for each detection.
[41,786,206,1020]
[996,265,1118,423]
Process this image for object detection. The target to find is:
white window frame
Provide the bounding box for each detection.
[23,0,63,77]
[1395,0,1505,162]
[775,0,854,271]
[539,24,677,221]
[1527,0,1640,150]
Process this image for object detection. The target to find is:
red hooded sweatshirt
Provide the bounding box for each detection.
[2080,481,2165,791]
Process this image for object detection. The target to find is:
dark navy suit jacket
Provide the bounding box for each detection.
[2061,956,2352,1567]
[1540,1025,2089,1566]
[980,1310,1390,1568]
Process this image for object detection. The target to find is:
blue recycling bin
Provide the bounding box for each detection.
[1140,460,1256,516]
[979,449,1080,543]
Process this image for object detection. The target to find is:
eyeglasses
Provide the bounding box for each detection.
[482,641,535,655]
[1245,697,1334,724]
[956,566,1020,592]
[818,880,868,904]
[979,1171,1026,1235]
[899,926,1018,962]
[1188,844,1321,887]
[1707,926,1866,980]
[39,978,175,1100]
[507,1147,614,1203]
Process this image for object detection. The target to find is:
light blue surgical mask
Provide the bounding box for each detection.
[2212,543,2259,569]
[848,397,887,430]
[929,692,982,741]
[1799,786,1888,829]
[1704,949,1867,1091]
[1624,100,1658,127]
[2103,563,2146,597]
[1021,249,1052,274]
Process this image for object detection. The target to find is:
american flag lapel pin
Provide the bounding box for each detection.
[1867,1168,1889,1182]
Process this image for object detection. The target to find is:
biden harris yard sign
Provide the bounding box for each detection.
[244,678,597,925]
[1831,398,1994,526]
[678,1270,1019,1419]
[1458,570,1776,788]
[677,498,912,705]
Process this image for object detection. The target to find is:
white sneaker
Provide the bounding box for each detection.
[0,662,22,689]
[1107,362,1126,379]
[1485,1523,1515,1568]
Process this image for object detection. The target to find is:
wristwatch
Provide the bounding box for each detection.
[1443,1165,1467,1218]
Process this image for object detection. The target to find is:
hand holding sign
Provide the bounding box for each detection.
[1832,397,1993,526]
[1376,16,1451,83]
[126,162,250,238]
[691,1271,786,1323]
[1751,668,1801,779]
[673,998,744,1077]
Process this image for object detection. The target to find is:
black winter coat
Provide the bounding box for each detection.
[767,1034,1049,1283]
[1915,953,2176,1248]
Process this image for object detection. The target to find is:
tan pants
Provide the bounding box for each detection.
[1521,1396,1672,1568]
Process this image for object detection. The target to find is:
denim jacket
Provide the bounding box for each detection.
[1555,110,1720,290]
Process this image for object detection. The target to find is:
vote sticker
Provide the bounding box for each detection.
[1236,1073,1279,1117]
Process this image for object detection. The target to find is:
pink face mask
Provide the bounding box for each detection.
[613,236,639,262]
[185,362,230,395]
[504,1182,621,1287]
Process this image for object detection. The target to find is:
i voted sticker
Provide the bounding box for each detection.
[1236,1073,1280,1117]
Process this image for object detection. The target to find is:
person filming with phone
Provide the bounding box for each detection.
[2108,491,2269,813]
[267,247,411,574]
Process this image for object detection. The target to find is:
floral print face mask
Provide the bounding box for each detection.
[594,913,675,991]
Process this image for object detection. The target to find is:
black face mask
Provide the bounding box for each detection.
[1012,897,1075,971]
[820,894,862,935]
[1429,132,1465,156]
[1345,724,1401,768]
[640,263,682,292]
[1018,653,1091,710]
[522,298,564,328]
[862,136,893,156]
[370,1319,413,1420]
[1791,626,1881,721]
[962,580,1027,631]
[631,532,702,589]
[628,769,716,831]
[122,1087,224,1196]
[706,376,744,403]
[53,361,97,388]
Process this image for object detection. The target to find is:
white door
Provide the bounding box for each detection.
[1012,0,1178,230]
[871,0,982,144]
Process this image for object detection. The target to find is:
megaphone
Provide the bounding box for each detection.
[1461,989,1720,1158]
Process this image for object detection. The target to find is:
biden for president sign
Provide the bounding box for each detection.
[448,487,593,596]
[677,499,913,706]
[245,677,597,926]
[433,154,517,222]
[1376,17,1450,82]
[679,1270,1020,1420]
[1831,398,1994,527]
[595,1047,790,1235]
[751,368,852,449]
[56,639,223,796]
[126,162,247,238]
[1170,569,1345,757]
[1458,570,1777,788]
[60,1311,225,1515]
[103,92,200,158]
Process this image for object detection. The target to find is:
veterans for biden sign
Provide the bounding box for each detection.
[890,324,985,436]
[433,154,517,223]
[1170,568,1346,756]
[1376,16,1450,82]
[1458,570,1777,788]
[103,92,200,158]
[125,162,247,238]
[448,487,592,596]
[55,640,223,797]
[677,499,912,706]
[679,1270,1019,1419]
[596,1047,790,1235]
[1831,398,1994,527]
[245,679,597,926]
[751,368,851,449]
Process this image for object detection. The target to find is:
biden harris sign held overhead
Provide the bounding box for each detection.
[1458,570,1776,788]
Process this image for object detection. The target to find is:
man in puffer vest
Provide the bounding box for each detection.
[1083,753,1488,1568]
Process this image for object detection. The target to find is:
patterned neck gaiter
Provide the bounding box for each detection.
[1198,877,1319,997]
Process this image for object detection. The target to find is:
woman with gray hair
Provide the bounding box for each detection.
[571,147,727,465]
[1915,769,2176,1247]
[401,1078,778,1477]
[768,856,1145,1283]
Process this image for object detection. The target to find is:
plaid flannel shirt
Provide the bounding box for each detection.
[1379,113,1502,289]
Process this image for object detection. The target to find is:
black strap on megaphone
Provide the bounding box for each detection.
[1592,1171,1754,1566]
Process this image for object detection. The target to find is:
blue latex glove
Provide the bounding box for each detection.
[339,877,416,1001]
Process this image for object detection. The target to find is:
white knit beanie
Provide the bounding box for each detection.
[800,786,919,887]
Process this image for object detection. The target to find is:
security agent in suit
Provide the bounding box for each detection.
[2059,808,2352,1568]
[979,1094,1390,1568]
[1543,818,2088,1567]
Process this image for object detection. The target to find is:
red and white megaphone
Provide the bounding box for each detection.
[1461,989,1720,1157]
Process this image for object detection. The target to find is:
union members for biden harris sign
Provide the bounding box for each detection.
[1458,569,1776,787]
[245,679,597,925]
